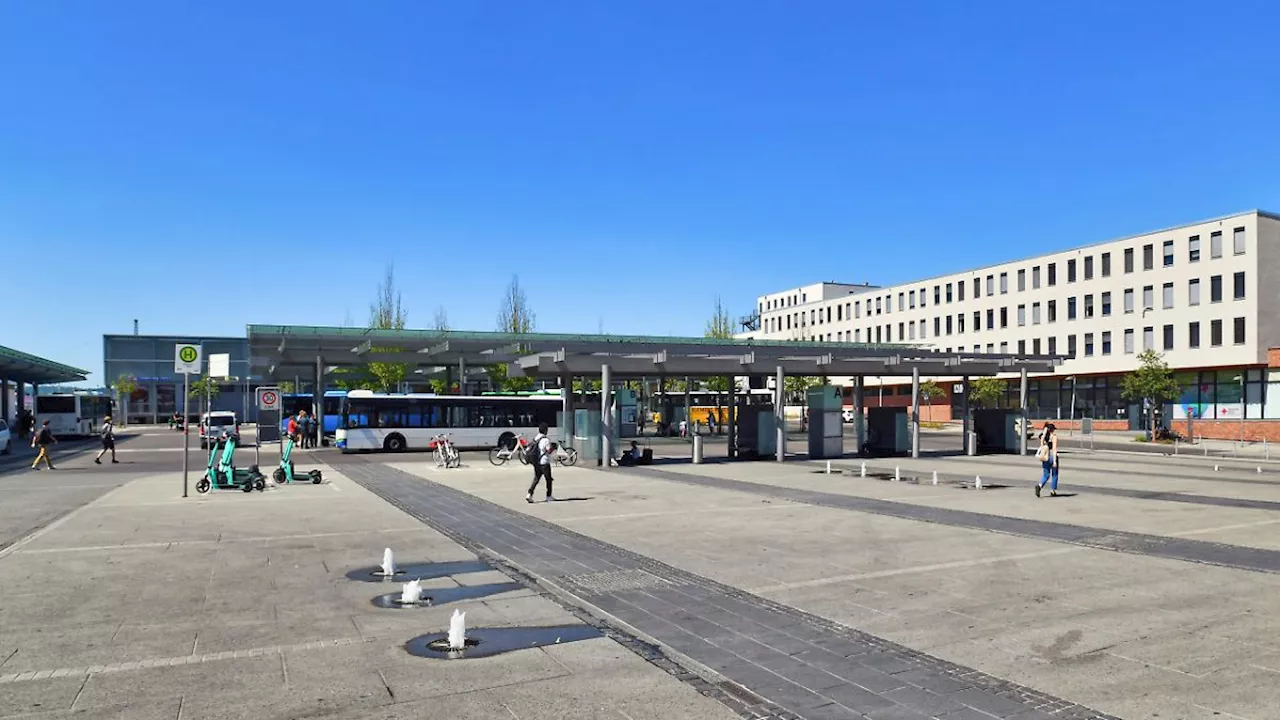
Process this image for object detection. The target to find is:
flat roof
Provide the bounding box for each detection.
[247,324,1060,380]
[0,345,89,384]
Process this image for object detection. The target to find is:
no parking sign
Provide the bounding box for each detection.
[257,387,281,411]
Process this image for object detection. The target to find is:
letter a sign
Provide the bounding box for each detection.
[175,344,202,375]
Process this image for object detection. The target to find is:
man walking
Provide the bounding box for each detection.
[31,420,56,470]
[525,423,557,503]
[95,415,119,464]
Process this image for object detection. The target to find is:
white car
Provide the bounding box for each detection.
[0,419,10,454]
[199,411,239,449]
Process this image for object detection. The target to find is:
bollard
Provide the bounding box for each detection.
[860,462,866,478]
[1214,464,1219,472]
[893,466,900,482]
[1258,467,1263,474]
[932,470,938,485]
[967,431,977,457]
[1267,439,1271,461]
[825,460,831,475]
[975,475,983,490]
[692,435,704,464]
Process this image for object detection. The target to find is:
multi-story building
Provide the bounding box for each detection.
[103,335,262,425]
[745,210,1280,439]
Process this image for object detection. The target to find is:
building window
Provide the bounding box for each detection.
[1048,337,1057,355]
[1000,307,1008,329]
[1032,266,1041,289]
[1017,269,1026,292]
[986,275,994,296]
[919,287,927,308]
[946,284,953,303]
[999,272,1008,294]
[1143,326,1154,351]
[1032,302,1041,325]
[1047,299,1057,323]
[1000,341,1009,354]
[1101,291,1112,316]
[836,305,842,322]
[898,292,904,311]
[934,286,941,305]
[1210,231,1223,258]
[907,324,914,340]
[972,278,980,299]
[1188,322,1200,348]
[958,281,965,302]
[1084,255,1094,280]
[919,319,926,338]
[1211,319,1223,347]
[1084,333,1094,356]
[1162,282,1173,309]
[1124,328,1134,354]
[1018,340,1026,355]
[1067,334,1077,358]
[1189,235,1200,262]
[1142,285,1153,311]
[1067,259,1077,283]
[1101,252,1111,277]
[1017,304,1026,327]
[886,295,893,313]
[898,322,905,339]
[1234,316,1246,344]
[1084,294,1095,319]
[827,307,832,323]
[1101,331,1111,355]
[1162,240,1174,267]
[986,308,994,330]
[1124,288,1135,314]
[1163,324,1174,350]
[986,343,994,354]
[1033,338,1041,355]
[1124,248,1134,273]
[1189,279,1201,306]
[934,317,941,336]
[1210,275,1223,303]
[1048,263,1057,286]
[1142,244,1154,270]
[1234,271,1246,300]
[946,316,953,335]
[875,327,881,343]
[958,314,965,333]
[1067,296,1077,320]
[973,311,981,333]
[1234,227,1246,255]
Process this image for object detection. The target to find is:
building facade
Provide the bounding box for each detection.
[103,335,263,424]
[744,211,1280,438]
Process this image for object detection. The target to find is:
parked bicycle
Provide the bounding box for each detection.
[488,434,530,466]
[430,434,461,468]
[551,441,579,466]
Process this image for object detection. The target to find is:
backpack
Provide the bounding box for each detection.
[525,435,544,463]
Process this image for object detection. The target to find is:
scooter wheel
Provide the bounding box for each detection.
[242,482,254,493]
[196,477,211,494]
[312,472,323,484]
[273,468,286,484]
[255,478,266,492]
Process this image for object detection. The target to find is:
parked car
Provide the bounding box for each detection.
[0,419,10,454]
[199,411,239,449]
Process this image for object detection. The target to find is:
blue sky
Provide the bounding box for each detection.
[3,0,1280,384]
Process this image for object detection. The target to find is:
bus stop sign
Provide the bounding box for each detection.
[174,344,201,374]
[257,388,281,411]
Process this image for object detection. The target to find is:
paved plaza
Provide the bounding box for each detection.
[4,430,1280,718]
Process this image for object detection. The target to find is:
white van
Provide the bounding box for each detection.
[200,411,239,449]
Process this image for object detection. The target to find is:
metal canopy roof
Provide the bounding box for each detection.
[0,345,89,384]
[247,324,1061,380]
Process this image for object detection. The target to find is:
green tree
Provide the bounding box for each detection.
[278,380,295,393]
[365,264,409,392]
[969,377,1006,408]
[111,374,137,426]
[918,379,944,421]
[1121,349,1179,439]
[188,374,222,417]
[490,275,535,392]
[572,377,602,393]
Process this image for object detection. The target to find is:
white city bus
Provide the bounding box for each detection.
[35,393,114,437]
[338,390,561,453]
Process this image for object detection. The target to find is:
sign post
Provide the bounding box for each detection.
[256,387,280,466]
[175,344,202,498]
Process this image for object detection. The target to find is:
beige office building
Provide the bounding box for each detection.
[744,210,1280,439]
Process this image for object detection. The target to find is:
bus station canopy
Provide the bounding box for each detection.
[247,325,1062,381]
[0,344,89,384]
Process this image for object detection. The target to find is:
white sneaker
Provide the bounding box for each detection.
[525,493,534,503]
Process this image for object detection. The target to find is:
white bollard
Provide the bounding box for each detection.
[860,462,866,478]
[825,460,831,474]
[893,466,900,482]
[1214,464,1220,472]
[1258,467,1263,474]
[975,475,983,490]
[932,470,938,485]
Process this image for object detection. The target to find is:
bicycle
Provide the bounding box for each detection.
[431,434,461,468]
[488,435,530,466]
[552,441,579,467]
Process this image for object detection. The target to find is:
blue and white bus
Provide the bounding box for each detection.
[278,391,348,437]
[338,390,560,453]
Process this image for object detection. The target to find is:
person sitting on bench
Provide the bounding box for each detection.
[619,441,641,466]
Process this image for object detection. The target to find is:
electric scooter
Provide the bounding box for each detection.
[273,435,323,485]
[196,433,265,493]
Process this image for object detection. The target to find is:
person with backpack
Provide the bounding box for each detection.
[525,423,557,503]
[30,420,56,470]
[95,415,119,465]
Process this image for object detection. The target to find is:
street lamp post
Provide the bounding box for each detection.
[1067,376,1077,437]
[1239,374,1246,452]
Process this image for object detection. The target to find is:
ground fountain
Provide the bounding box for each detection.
[381,547,398,577]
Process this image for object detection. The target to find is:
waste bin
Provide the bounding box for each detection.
[692,435,704,464]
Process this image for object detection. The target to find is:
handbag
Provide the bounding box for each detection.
[1035,442,1050,462]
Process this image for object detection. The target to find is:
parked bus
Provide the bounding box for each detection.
[278,391,348,437]
[34,393,114,437]
[338,390,561,453]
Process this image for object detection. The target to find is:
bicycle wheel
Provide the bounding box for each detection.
[488,447,508,466]
[563,448,578,467]
[517,448,529,465]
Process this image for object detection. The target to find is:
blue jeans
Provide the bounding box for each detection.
[1039,456,1059,491]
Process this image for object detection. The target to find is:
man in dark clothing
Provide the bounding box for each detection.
[31,420,56,470]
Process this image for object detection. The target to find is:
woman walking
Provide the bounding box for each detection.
[1035,422,1059,497]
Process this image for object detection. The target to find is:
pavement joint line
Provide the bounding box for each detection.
[12,527,429,555]
[0,476,138,560]
[330,454,1120,720]
[626,464,1280,577]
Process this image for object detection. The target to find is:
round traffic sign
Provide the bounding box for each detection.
[261,391,278,406]
[179,346,198,363]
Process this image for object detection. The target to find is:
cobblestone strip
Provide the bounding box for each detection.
[632,464,1280,576]
[332,455,1120,720]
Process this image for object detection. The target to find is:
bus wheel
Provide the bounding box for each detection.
[384,434,407,452]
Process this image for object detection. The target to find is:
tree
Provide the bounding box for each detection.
[278,380,295,393]
[189,374,222,418]
[112,374,137,426]
[969,377,1006,408]
[433,306,450,332]
[366,264,409,392]
[491,275,536,391]
[918,379,944,421]
[1121,349,1179,439]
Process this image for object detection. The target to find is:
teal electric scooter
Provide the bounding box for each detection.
[272,435,323,485]
[196,433,265,494]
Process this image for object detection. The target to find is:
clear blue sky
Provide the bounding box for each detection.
[4,1,1279,384]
